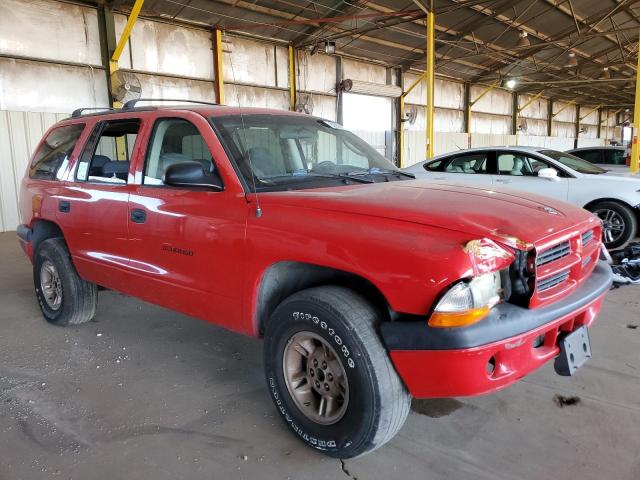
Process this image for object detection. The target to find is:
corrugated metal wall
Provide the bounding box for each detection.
[0,0,621,230]
[0,110,67,231]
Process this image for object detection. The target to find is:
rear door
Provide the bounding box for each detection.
[126,111,247,329]
[494,151,569,201]
[60,117,141,287]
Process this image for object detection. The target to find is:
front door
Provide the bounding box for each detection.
[127,112,247,330]
[493,152,569,201]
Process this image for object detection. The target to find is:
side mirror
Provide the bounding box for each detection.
[537,167,559,181]
[163,161,223,190]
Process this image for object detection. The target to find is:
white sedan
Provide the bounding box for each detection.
[404,146,640,249]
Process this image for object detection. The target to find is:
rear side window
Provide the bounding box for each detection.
[76,120,140,184]
[29,123,85,180]
[446,153,488,174]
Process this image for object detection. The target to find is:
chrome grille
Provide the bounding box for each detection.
[536,241,570,266]
[581,229,594,247]
[537,270,570,292]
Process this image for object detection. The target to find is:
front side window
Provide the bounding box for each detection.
[445,153,488,174]
[29,123,85,180]
[497,153,536,176]
[211,114,405,191]
[144,118,215,185]
[76,119,140,184]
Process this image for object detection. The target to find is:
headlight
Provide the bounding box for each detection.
[428,271,501,328]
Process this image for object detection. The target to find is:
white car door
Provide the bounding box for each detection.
[422,151,493,187]
[493,152,569,201]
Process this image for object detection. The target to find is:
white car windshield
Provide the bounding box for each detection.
[540,150,607,174]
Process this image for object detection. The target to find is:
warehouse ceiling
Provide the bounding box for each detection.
[95,0,639,106]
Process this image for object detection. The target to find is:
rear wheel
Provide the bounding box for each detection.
[34,238,97,326]
[264,286,410,458]
[589,201,637,250]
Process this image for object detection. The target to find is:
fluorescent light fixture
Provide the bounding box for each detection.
[501,78,518,89]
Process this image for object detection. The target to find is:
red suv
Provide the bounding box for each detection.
[17,101,611,458]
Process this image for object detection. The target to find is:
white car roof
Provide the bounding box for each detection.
[429,145,547,161]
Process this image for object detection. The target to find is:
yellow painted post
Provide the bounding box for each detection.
[213,29,225,104]
[425,9,435,159]
[630,30,640,174]
[109,0,144,160]
[288,45,297,112]
[399,73,425,167]
[111,0,144,64]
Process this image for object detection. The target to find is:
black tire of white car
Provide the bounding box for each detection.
[263,286,411,459]
[590,201,638,250]
[34,238,97,326]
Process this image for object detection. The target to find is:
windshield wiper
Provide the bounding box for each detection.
[258,170,374,184]
[346,168,415,179]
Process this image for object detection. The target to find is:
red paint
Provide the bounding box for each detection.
[19,106,607,397]
[391,293,606,398]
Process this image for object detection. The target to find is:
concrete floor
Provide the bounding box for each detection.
[1,231,639,480]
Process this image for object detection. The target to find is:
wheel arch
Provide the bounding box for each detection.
[583,197,640,223]
[30,219,66,253]
[256,261,391,336]
[583,197,635,211]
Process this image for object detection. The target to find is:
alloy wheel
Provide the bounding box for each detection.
[282,331,349,425]
[40,260,63,310]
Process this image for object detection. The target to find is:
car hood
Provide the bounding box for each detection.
[257,180,597,249]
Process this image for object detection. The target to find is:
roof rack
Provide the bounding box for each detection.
[122,98,219,110]
[71,107,118,118]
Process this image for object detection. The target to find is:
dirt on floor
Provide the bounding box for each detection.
[1,232,639,480]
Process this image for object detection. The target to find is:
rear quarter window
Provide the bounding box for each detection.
[29,123,85,180]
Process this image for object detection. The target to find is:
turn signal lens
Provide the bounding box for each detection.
[428,272,501,328]
[429,306,490,328]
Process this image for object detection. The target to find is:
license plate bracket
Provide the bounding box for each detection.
[554,325,591,376]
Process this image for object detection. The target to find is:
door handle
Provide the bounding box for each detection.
[433,176,446,180]
[495,178,511,183]
[130,208,147,224]
[59,200,71,213]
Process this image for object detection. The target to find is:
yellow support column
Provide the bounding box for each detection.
[213,29,225,104]
[630,30,640,174]
[288,45,297,112]
[110,0,144,160]
[425,8,435,159]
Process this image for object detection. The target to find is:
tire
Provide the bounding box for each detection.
[33,238,97,326]
[588,201,637,250]
[263,286,410,458]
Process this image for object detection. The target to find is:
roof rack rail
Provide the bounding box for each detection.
[71,107,118,118]
[122,98,219,110]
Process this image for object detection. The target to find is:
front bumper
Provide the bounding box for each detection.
[381,261,612,398]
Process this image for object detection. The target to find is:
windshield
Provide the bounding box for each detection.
[540,150,607,174]
[210,114,406,191]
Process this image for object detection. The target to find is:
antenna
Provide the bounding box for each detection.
[224,30,262,218]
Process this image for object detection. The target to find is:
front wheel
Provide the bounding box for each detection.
[589,201,637,250]
[263,286,410,458]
